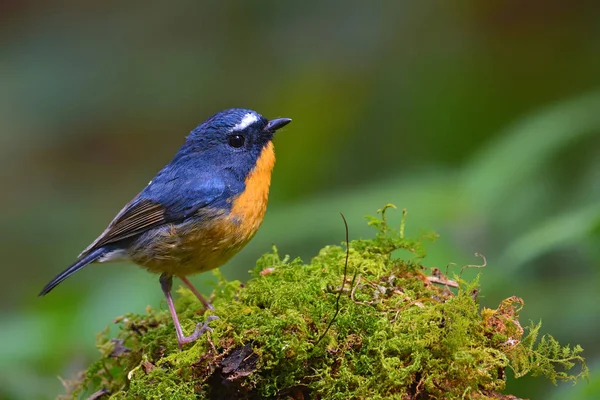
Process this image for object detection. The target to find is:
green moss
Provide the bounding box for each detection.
[68,205,587,399]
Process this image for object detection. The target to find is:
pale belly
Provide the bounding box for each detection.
[126,211,264,277]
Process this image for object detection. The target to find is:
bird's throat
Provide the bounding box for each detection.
[229,141,275,236]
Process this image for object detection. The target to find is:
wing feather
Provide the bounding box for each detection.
[79,198,168,256]
[98,200,166,244]
[78,172,231,258]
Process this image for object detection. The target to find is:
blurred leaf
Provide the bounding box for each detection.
[550,363,600,400]
[502,203,600,271]
[464,92,600,211]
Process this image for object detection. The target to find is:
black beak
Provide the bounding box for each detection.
[266,118,292,133]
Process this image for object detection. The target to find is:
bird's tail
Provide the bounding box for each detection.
[38,247,108,296]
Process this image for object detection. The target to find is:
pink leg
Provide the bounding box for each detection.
[159,274,217,350]
[178,275,215,311]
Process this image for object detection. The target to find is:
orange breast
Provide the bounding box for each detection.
[228,141,276,239]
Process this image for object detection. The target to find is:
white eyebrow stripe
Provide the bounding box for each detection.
[231,113,258,132]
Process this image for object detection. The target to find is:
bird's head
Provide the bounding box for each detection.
[177,108,291,178]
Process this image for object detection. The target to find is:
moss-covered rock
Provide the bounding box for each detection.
[67,206,587,399]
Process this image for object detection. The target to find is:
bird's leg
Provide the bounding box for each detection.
[178,275,215,311]
[159,273,217,350]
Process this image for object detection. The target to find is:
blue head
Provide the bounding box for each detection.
[175,108,291,181]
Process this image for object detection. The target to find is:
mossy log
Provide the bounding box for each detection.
[65,206,587,399]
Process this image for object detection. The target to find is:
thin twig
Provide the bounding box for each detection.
[350,275,361,303]
[426,276,459,288]
[314,213,350,347]
[460,253,487,278]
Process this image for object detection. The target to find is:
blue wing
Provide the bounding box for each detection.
[80,163,240,255]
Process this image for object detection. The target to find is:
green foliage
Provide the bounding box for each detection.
[510,321,587,384]
[67,207,587,399]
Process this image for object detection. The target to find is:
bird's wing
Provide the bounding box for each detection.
[79,171,231,256]
[84,198,168,251]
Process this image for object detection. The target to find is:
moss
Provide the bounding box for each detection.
[67,205,587,399]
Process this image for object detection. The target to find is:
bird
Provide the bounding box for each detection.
[39,108,291,349]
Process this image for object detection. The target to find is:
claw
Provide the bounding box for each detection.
[176,315,219,349]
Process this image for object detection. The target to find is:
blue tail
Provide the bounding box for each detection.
[38,247,107,296]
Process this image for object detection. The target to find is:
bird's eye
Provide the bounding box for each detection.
[228,134,245,148]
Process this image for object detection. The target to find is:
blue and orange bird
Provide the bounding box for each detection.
[39,108,291,348]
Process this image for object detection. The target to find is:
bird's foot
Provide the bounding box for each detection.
[177,315,219,350]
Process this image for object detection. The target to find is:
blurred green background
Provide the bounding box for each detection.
[1,1,599,399]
